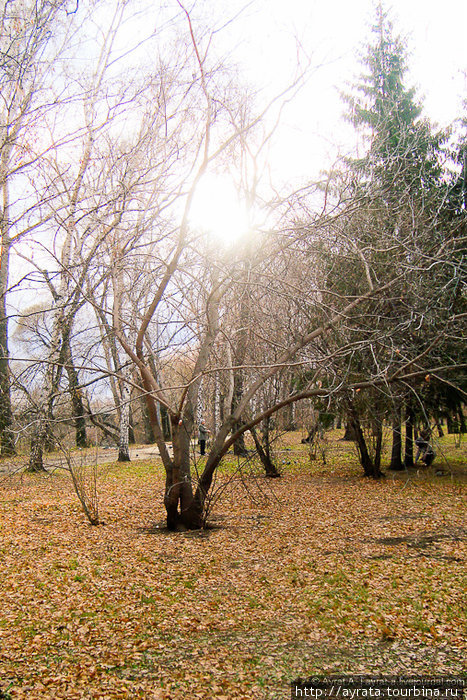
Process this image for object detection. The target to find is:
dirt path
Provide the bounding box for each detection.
[0,444,170,475]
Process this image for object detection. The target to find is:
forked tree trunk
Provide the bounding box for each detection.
[352,419,376,477]
[250,423,280,477]
[164,418,199,530]
[136,371,200,529]
[347,402,382,478]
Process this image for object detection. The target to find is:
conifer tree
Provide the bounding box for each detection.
[343,2,445,202]
[334,3,456,472]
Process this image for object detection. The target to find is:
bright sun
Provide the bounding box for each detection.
[189,175,249,245]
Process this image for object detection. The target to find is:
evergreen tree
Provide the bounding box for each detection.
[343,2,445,202]
[327,3,463,474]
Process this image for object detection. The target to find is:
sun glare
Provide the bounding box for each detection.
[189,175,250,245]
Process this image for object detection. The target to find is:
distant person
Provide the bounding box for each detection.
[198,420,210,455]
[415,428,435,467]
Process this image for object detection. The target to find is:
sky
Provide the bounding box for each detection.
[85,0,466,188]
[211,0,467,184]
[6,0,466,331]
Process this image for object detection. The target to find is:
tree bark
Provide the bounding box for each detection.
[231,371,248,457]
[283,381,296,430]
[28,416,48,472]
[250,422,280,477]
[65,344,87,448]
[165,417,198,530]
[230,273,250,458]
[341,421,356,441]
[141,393,156,443]
[389,401,403,470]
[373,421,383,473]
[458,406,466,434]
[117,367,131,462]
[433,413,444,438]
[160,403,171,441]
[347,401,382,478]
[0,230,15,455]
[128,408,136,444]
[404,403,414,467]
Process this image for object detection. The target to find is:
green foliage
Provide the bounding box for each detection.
[344,4,440,191]
[316,3,467,475]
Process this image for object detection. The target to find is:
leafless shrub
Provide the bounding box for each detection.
[59,444,100,526]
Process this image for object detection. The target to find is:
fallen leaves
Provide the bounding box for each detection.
[0,433,465,698]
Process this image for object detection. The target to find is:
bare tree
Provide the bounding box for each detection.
[16,1,162,467]
[0,0,77,454]
[7,0,464,528]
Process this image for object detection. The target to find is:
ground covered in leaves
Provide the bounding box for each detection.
[0,432,465,698]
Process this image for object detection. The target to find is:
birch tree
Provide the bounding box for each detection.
[0,0,75,455]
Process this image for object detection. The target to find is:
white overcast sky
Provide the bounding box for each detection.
[210,0,467,183]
